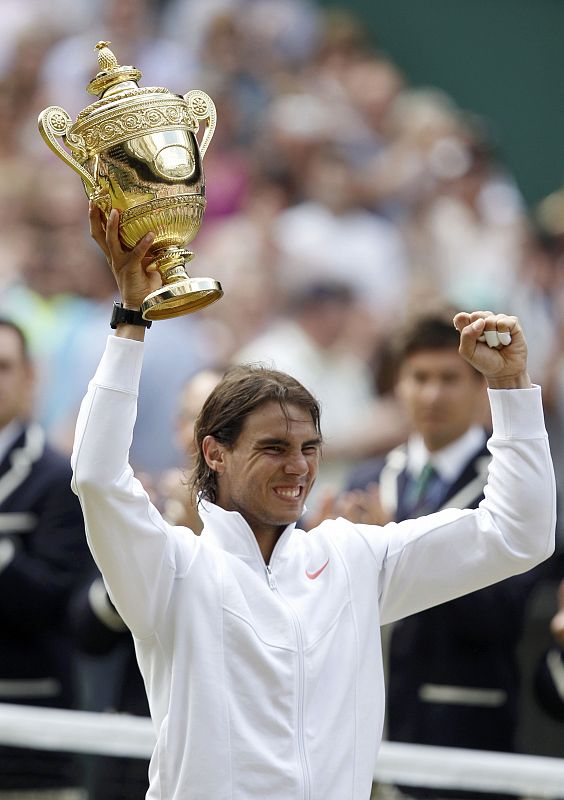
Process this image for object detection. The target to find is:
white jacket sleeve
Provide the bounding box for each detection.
[71,335,197,639]
[375,386,556,625]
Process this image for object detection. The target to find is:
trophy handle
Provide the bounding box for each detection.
[183,91,216,160]
[38,106,98,196]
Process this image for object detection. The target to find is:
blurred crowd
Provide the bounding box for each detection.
[1,0,564,795]
[3,0,564,488]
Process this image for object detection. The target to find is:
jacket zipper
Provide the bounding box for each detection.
[264,564,311,800]
[265,564,277,589]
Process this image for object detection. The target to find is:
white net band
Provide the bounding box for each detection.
[1,703,563,797]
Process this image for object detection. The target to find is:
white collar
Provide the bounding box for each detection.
[0,420,24,465]
[406,426,487,483]
[198,498,298,563]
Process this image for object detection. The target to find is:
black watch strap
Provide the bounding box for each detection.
[110,302,152,329]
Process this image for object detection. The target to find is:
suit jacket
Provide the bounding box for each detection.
[347,434,537,758]
[0,422,89,790]
[534,645,564,722]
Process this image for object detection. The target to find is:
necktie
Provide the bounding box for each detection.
[403,462,444,517]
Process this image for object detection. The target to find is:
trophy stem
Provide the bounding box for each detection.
[162,264,191,283]
[141,248,223,320]
[153,247,194,279]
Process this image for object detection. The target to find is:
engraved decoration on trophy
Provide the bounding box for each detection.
[38,41,223,320]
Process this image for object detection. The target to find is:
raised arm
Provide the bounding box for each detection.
[88,202,160,343]
[376,311,555,624]
[71,206,195,639]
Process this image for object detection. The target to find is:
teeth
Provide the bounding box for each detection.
[275,488,300,498]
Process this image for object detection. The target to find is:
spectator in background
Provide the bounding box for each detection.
[535,578,564,721]
[0,317,89,797]
[162,0,322,79]
[270,143,409,321]
[401,104,527,311]
[194,165,294,360]
[356,86,463,224]
[310,308,539,797]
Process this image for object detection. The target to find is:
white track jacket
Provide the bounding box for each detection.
[71,336,556,800]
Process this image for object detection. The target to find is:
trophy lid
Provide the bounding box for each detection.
[87,41,142,97]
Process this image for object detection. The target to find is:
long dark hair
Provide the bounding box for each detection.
[190,363,322,504]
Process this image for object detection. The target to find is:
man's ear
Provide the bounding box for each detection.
[202,435,227,475]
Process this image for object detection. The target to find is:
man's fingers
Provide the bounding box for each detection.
[88,201,110,256]
[478,331,512,348]
[452,312,470,332]
[133,232,155,261]
[454,312,517,348]
[106,208,122,252]
[102,208,155,266]
[453,310,494,332]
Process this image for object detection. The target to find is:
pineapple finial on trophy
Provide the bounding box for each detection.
[95,41,118,71]
[87,41,142,97]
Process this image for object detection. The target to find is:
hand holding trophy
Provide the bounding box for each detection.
[38,41,223,320]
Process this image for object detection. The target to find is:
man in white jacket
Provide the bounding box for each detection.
[71,204,556,800]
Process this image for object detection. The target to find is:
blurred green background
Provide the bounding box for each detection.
[320,0,564,209]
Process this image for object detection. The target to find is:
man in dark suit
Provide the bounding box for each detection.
[329,309,539,796]
[535,577,564,722]
[0,317,89,797]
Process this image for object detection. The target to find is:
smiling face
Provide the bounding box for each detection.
[396,348,486,452]
[204,401,321,539]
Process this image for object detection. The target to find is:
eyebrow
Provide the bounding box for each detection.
[257,436,323,447]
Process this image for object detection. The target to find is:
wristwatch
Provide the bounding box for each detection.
[110,302,152,329]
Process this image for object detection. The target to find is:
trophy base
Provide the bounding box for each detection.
[141,278,223,321]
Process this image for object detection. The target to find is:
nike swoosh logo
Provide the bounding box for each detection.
[305,558,330,580]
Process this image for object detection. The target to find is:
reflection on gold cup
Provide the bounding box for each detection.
[38,41,223,320]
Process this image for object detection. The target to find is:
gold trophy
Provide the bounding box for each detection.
[38,41,223,320]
